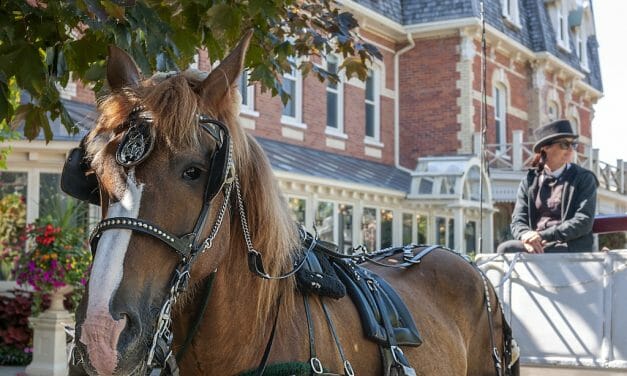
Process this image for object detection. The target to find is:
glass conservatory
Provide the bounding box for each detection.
[408,155,495,254]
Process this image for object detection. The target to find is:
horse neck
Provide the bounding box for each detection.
[177,244,296,372]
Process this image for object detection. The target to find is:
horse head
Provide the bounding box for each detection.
[69,31,297,376]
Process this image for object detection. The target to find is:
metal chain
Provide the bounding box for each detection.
[234,175,256,253]
[199,181,233,253]
[146,265,189,368]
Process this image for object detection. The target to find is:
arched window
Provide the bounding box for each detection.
[547,100,560,121]
[493,83,508,151]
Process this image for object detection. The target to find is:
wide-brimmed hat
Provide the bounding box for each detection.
[533,119,578,153]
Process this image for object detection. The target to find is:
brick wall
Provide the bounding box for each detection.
[398,36,461,169]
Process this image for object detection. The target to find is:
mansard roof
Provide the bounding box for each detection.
[353,0,602,91]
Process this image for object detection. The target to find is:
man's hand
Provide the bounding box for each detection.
[521,231,544,253]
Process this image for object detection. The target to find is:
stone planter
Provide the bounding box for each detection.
[25,286,74,376]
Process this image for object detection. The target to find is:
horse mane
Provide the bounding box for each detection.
[90,70,300,326]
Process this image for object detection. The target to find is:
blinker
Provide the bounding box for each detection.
[116,119,155,167]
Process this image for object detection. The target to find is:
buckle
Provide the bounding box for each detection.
[310,357,324,374]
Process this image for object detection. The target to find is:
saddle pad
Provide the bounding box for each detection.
[333,259,422,347]
[296,247,346,299]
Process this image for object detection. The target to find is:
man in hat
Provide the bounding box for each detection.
[497,119,599,253]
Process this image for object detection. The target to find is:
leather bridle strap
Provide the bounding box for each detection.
[90,217,194,259]
[253,296,282,376]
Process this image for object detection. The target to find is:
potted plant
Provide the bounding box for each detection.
[13,202,91,314]
[0,192,26,280]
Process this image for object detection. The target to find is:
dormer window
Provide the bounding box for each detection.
[570,4,591,70]
[501,0,521,28]
[555,1,569,50]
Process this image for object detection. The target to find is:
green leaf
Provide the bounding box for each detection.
[101,0,125,20]
[340,56,368,81]
[59,103,77,136]
[84,62,105,82]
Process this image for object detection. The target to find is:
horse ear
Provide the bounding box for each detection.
[198,30,253,105]
[106,45,141,90]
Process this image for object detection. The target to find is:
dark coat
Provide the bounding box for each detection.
[510,164,599,252]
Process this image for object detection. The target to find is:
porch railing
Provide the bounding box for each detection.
[474,131,627,194]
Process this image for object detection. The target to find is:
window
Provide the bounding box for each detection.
[494,84,507,151]
[402,213,428,245]
[402,213,413,245]
[380,209,393,249]
[316,201,335,243]
[463,166,482,202]
[436,217,447,246]
[447,218,455,249]
[238,70,255,112]
[39,173,89,228]
[465,221,477,254]
[315,201,354,254]
[361,207,377,252]
[436,217,455,248]
[338,204,353,254]
[326,55,343,133]
[547,100,559,121]
[575,28,588,69]
[501,0,520,26]
[416,214,427,244]
[364,69,380,141]
[288,197,306,224]
[556,2,569,49]
[0,171,28,281]
[281,58,303,126]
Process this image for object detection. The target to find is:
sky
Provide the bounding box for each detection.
[591,1,627,164]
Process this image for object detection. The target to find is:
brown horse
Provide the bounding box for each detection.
[67,32,518,376]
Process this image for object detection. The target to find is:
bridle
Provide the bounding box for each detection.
[64,108,315,375]
[84,109,234,375]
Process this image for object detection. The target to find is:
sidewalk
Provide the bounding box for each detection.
[0,367,24,376]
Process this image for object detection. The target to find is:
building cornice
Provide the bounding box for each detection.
[338,4,603,101]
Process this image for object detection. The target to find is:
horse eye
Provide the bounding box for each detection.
[182,167,202,181]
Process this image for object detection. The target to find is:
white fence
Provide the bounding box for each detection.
[477,251,627,370]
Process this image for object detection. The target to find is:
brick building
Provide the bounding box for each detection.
[2,0,623,261]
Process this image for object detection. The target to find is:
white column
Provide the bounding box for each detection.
[26,293,74,376]
[454,208,464,253]
[473,132,482,156]
[593,149,600,176]
[512,130,523,171]
[618,159,624,194]
[485,211,494,253]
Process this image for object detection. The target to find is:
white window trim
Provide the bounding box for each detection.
[555,1,570,51]
[325,55,345,136]
[364,68,381,143]
[493,83,508,153]
[575,27,589,71]
[280,59,306,128]
[547,100,560,122]
[239,70,259,117]
[501,0,521,29]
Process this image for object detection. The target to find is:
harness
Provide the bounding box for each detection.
[62,109,517,376]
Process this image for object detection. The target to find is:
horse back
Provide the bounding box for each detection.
[369,248,504,376]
